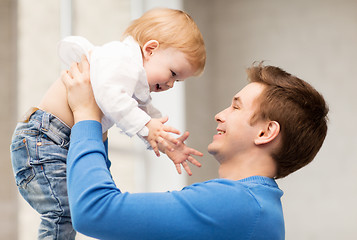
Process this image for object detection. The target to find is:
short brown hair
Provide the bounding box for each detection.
[123,8,206,76]
[247,63,329,178]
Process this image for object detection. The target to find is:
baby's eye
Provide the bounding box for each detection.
[171,70,176,77]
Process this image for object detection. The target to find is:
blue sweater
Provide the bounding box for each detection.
[67,120,285,240]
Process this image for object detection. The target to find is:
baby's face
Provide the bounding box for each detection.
[143,47,195,92]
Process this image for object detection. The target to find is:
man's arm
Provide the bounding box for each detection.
[67,121,263,240]
[67,121,204,239]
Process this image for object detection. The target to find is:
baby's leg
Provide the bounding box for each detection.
[27,162,75,240]
[10,109,74,240]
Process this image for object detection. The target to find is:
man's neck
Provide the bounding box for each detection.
[217,153,277,181]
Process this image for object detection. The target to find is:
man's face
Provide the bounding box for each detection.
[208,82,265,163]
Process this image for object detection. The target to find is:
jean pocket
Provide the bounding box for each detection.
[10,138,35,189]
[15,167,35,189]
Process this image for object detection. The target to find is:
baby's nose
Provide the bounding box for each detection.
[167,80,175,88]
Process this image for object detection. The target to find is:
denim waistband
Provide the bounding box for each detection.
[27,108,71,149]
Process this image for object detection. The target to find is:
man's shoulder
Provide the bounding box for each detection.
[182,178,259,201]
[182,177,283,208]
[173,177,284,239]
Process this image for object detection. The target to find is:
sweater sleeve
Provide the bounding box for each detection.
[67,121,276,240]
[103,138,111,169]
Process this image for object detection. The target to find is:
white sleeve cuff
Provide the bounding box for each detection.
[137,126,149,137]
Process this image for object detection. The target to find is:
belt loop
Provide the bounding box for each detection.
[41,112,50,132]
[62,140,70,149]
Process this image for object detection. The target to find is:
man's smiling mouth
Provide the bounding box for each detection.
[217,130,225,135]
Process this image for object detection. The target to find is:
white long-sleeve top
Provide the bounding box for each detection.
[58,36,162,138]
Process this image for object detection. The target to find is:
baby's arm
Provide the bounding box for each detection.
[145,116,181,157]
[159,132,203,176]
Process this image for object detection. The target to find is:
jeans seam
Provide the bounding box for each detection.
[40,165,65,240]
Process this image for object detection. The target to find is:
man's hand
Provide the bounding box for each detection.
[61,55,102,123]
[161,132,203,176]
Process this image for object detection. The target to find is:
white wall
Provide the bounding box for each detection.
[0,0,18,239]
[185,0,357,239]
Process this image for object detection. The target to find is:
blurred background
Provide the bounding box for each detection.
[1,0,357,239]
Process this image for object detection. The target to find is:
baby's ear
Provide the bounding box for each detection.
[142,40,160,59]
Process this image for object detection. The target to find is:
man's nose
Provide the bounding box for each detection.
[215,107,228,122]
[215,111,223,122]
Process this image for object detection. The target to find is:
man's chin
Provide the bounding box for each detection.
[207,143,217,156]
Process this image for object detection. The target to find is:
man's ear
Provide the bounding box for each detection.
[142,40,160,59]
[255,121,280,145]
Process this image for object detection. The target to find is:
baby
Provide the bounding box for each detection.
[10,8,206,240]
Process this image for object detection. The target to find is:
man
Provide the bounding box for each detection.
[62,59,328,240]
[210,64,328,179]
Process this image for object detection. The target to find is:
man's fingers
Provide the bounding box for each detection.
[188,148,204,157]
[182,161,192,176]
[157,137,174,152]
[160,132,179,145]
[61,70,72,87]
[69,62,82,80]
[175,164,182,174]
[187,156,202,167]
[177,131,190,142]
[78,62,83,73]
[80,55,90,75]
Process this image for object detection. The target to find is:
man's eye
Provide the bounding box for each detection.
[171,70,176,77]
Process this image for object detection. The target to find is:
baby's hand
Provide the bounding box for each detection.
[164,132,203,176]
[146,116,180,157]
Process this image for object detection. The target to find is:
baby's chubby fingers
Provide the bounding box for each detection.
[149,140,160,157]
[158,116,180,135]
[175,163,182,175]
[162,125,180,135]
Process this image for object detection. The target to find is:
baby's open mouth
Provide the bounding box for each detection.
[156,84,162,90]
